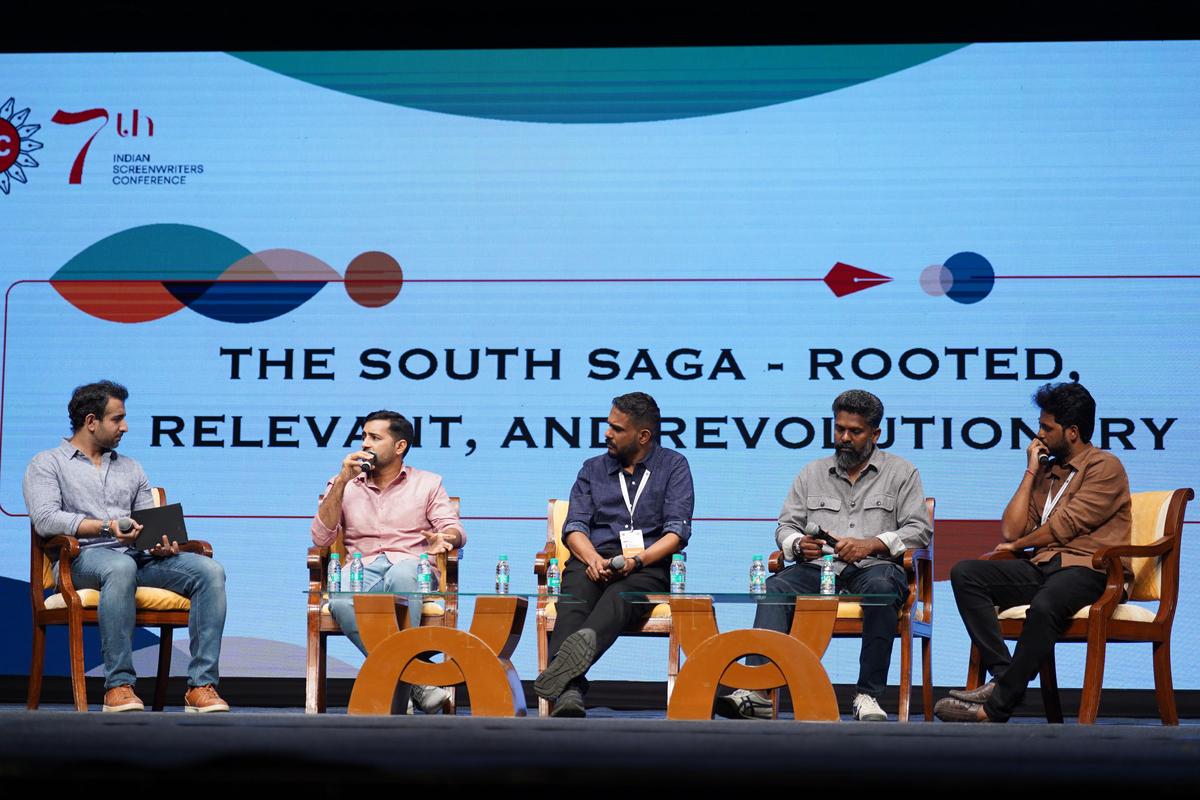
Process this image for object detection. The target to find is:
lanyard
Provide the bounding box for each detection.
[618,467,650,529]
[1040,469,1076,526]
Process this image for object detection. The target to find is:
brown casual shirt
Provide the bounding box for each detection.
[1025,444,1131,575]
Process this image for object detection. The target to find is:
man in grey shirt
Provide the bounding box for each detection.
[23,380,229,713]
[716,390,931,721]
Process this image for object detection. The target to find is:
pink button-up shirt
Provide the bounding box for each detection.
[310,465,465,562]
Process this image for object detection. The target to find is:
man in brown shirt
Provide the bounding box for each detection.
[936,382,1131,722]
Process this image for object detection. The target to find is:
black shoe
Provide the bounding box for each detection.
[550,686,587,718]
[535,629,597,700]
[949,681,996,704]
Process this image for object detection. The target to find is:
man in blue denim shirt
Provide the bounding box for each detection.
[534,392,694,717]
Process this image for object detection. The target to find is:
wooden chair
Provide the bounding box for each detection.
[767,497,935,721]
[305,497,461,714]
[533,499,678,717]
[964,488,1192,724]
[27,488,215,712]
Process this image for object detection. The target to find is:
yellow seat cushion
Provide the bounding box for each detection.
[321,601,446,617]
[44,587,190,611]
[997,603,1156,623]
[544,601,671,620]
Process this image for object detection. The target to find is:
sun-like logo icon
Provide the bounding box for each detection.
[1,97,43,196]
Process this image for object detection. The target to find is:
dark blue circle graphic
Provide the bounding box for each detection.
[944,251,995,304]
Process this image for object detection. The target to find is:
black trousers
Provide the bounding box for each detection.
[950,555,1107,721]
[548,554,670,683]
[748,561,908,698]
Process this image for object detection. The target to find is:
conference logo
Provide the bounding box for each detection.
[52,105,204,187]
[52,224,404,324]
[0,97,43,196]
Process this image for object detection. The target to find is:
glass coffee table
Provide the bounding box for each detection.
[623,592,896,721]
[324,591,579,717]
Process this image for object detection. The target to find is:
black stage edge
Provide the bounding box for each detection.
[5,676,1199,719]
[1,711,1197,793]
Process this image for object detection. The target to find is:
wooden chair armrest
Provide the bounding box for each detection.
[902,547,931,572]
[180,539,213,558]
[46,536,83,601]
[308,545,330,586]
[533,548,553,581]
[1091,537,1172,568]
[768,550,786,573]
[43,534,80,560]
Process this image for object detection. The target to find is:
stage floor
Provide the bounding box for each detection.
[2,705,1197,792]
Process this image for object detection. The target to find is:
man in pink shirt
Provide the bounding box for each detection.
[311,410,465,713]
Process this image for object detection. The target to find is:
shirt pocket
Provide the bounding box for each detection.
[864,493,897,515]
[806,495,843,526]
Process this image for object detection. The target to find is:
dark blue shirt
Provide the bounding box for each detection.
[563,442,694,554]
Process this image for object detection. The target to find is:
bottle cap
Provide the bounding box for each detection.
[753,555,764,561]
[672,553,683,561]
[420,553,429,560]
[499,554,508,560]
[330,553,340,561]
[549,557,558,564]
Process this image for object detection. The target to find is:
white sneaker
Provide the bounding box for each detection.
[411,684,450,714]
[714,688,773,720]
[852,693,887,721]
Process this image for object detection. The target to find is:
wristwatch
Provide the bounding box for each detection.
[100,521,113,538]
[632,554,644,572]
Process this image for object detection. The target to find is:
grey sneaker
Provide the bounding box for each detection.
[535,628,597,700]
[852,693,888,721]
[550,685,586,718]
[411,684,450,714]
[713,689,772,720]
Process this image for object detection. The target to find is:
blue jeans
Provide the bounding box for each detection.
[64,546,227,690]
[748,561,908,698]
[329,554,424,656]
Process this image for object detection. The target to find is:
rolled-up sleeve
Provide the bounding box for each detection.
[426,479,466,546]
[775,471,810,561]
[310,478,341,547]
[661,454,694,543]
[563,466,594,538]
[875,467,931,557]
[23,456,84,537]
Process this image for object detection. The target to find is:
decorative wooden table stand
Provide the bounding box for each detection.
[666,595,843,721]
[346,593,529,717]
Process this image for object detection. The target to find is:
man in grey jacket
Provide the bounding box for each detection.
[715,389,931,721]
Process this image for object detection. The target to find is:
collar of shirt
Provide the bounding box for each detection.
[828,444,884,481]
[1058,443,1094,475]
[354,463,410,493]
[58,438,118,462]
[604,441,660,476]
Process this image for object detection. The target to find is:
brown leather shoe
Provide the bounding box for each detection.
[934,696,989,723]
[184,684,230,713]
[102,685,145,713]
[949,681,996,704]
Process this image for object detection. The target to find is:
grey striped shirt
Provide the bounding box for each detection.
[23,439,154,551]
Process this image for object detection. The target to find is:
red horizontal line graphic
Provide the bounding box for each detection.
[993,275,1200,280]
[19,277,825,284]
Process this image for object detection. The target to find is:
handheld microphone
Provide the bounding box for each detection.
[1038,452,1051,466]
[117,517,134,534]
[608,554,626,572]
[359,452,377,474]
[803,521,839,546]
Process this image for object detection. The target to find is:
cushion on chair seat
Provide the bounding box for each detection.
[544,601,671,620]
[320,601,446,617]
[997,603,1156,623]
[44,587,191,611]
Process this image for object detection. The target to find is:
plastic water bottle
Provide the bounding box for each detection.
[820,554,836,596]
[349,552,365,592]
[495,554,511,594]
[749,554,767,595]
[670,553,686,594]
[416,553,433,593]
[327,553,342,593]
[547,557,561,596]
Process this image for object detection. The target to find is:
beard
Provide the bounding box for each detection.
[835,440,873,471]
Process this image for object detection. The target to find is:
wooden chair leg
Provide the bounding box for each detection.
[67,612,88,712]
[153,627,173,711]
[305,620,322,714]
[537,618,551,717]
[1077,627,1108,725]
[666,627,679,704]
[897,632,912,723]
[966,642,984,690]
[27,622,46,710]
[921,635,933,721]
[1040,651,1064,724]
[1152,639,1178,726]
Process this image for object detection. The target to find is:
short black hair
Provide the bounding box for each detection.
[832,389,884,429]
[363,410,414,457]
[68,380,129,432]
[1034,381,1096,442]
[612,392,660,437]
